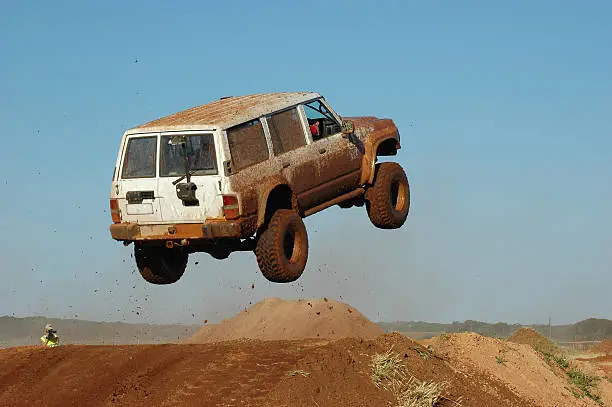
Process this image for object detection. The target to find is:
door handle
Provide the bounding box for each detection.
[318,148,326,154]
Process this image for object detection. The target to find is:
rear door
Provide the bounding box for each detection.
[157,131,223,222]
[263,107,318,200]
[116,134,162,224]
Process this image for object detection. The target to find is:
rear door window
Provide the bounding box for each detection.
[160,134,218,177]
[121,136,157,179]
[226,119,269,171]
[267,108,307,155]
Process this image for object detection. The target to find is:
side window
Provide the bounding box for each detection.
[267,108,307,155]
[121,136,157,178]
[226,119,269,171]
[303,100,341,141]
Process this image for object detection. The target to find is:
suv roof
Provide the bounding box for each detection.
[127,92,321,134]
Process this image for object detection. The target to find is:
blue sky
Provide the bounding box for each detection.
[1,1,610,326]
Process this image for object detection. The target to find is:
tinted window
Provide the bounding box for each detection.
[160,134,218,176]
[226,119,269,171]
[121,136,157,178]
[267,108,306,155]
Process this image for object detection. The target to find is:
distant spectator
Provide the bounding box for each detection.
[41,324,60,347]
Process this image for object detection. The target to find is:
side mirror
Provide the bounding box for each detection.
[341,120,354,135]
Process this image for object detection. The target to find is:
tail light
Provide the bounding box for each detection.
[110,199,121,223]
[396,140,401,149]
[222,195,239,220]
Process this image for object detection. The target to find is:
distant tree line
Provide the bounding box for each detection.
[378,318,612,341]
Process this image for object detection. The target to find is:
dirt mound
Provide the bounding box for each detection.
[0,333,535,407]
[590,339,612,354]
[508,327,558,353]
[424,332,607,407]
[185,297,384,343]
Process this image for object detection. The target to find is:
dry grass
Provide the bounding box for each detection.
[287,369,310,377]
[393,376,449,407]
[371,347,457,407]
[371,348,404,387]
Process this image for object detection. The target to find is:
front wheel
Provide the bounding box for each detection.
[365,162,410,229]
[134,245,188,284]
[255,209,308,283]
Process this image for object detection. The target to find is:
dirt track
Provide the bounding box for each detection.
[3,299,610,406]
[0,334,535,407]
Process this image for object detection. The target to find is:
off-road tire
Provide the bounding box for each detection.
[255,209,308,283]
[365,162,410,229]
[134,245,188,284]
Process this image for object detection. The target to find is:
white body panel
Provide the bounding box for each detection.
[156,130,225,223]
[111,130,226,225]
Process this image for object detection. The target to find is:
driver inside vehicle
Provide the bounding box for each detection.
[309,120,320,138]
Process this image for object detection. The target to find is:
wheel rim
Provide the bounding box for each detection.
[283,229,296,262]
[390,178,408,212]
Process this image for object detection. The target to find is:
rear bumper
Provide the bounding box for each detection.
[109,217,256,241]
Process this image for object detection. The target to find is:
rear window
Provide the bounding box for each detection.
[160,134,218,177]
[226,119,269,171]
[121,136,157,179]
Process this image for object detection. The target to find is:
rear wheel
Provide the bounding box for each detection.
[255,209,308,283]
[365,162,410,229]
[134,245,188,284]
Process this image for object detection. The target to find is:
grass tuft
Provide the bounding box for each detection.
[567,369,601,405]
[416,348,430,360]
[553,355,569,370]
[371,348,458,407]
[534,346,602,405]
[394,376,448,407]
[371,348,404,387]
[287,369,310,377]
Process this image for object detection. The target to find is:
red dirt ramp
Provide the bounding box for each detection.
[0,334,535,407]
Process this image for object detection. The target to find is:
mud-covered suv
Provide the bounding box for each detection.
[109,92,410,284]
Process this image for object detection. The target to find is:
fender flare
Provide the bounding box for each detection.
[360,135,400,185]
[256,181,296,229]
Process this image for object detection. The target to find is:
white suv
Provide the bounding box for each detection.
[110,92,410,284]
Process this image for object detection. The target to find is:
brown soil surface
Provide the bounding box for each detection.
[3,298,609,407]
[0,333,535,407]
[185,297,384,343]
[575,354,612,377]
[590,339,612,354]
[573,357,612,403]
[507,327,558,353]
[423,332,608,407]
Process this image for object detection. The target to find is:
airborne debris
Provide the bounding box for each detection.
[185,298,383,343]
